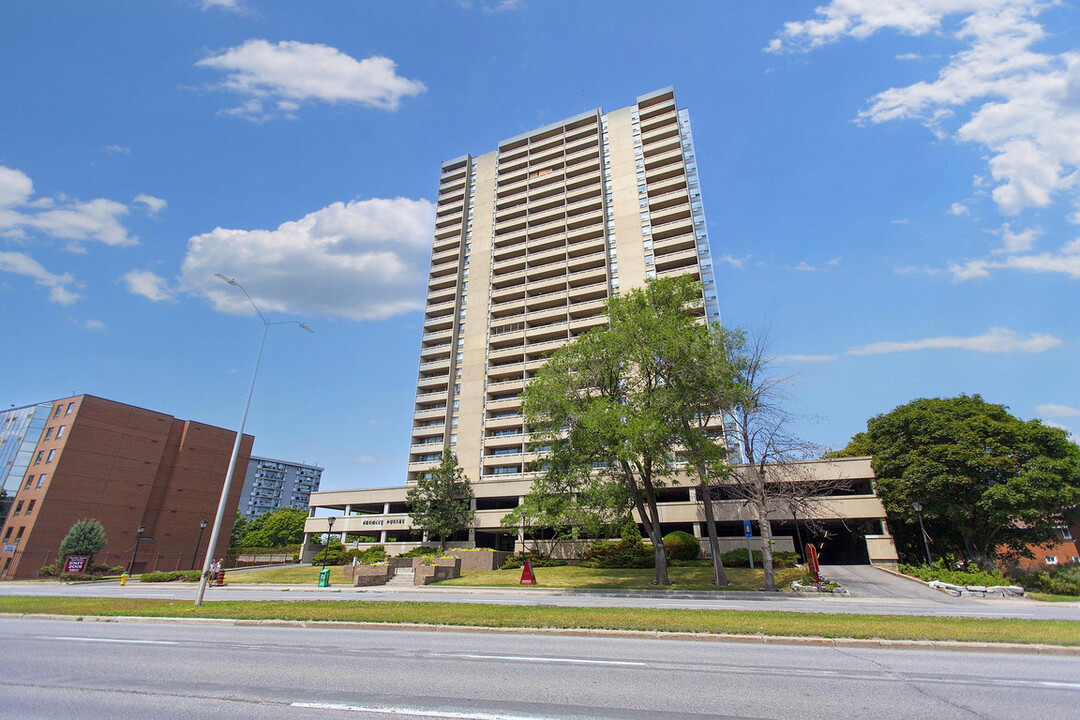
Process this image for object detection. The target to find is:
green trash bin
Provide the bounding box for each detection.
[318,568,331,587]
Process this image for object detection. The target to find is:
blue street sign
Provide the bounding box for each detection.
[743,520,752,538]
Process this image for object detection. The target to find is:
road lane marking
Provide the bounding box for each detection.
[291,702,563,719]
[438,653,651,667]
[42,636,180,645]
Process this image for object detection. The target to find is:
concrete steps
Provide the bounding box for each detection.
[387,567,415,586]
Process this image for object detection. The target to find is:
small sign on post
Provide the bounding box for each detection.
[744,520,754,570]
[63,555,89,574]
[806,543,820,584]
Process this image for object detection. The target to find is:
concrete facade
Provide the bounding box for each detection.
[0,395,252,579]
[303,89,898,565]
[239,456,322,518]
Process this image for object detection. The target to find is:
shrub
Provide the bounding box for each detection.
[721,548,762,567]
[140,570,202,583]
[1008,563,1080,596]
[663,531,701,562]
[899,558,1008,587]
[396,546,441,558]
[579,531,654,569]
[310,548,347,566]
[500,553,569,570]
[343,545,388,564]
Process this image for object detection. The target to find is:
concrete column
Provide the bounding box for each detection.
[689,488,698,502]
[380,530,388,543]
[384,502,392,515]
[344,504,352,516]
[692,522,702,538]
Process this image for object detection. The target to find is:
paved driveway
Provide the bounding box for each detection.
[822,564,963,601]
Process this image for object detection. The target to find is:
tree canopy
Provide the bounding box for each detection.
[232,506,309,548]
[58,518,107,562]
[406,448,475,551]
[522,275,737,586]
[839,395,1080,562]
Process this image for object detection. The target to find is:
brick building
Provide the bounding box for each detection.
[0,395,252,579]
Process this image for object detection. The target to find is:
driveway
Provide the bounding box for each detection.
[821,564,965,601]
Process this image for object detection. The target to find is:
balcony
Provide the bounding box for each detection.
[654,247,699,272]
[652,233,697,255]
[414,404,448,419]
[650,216,694,241]
[416,373,450,389]
[421,327,453,343]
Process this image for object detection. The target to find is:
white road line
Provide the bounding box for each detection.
[41,636,180,645]
[291,702,563,719]
[440,653,651,667]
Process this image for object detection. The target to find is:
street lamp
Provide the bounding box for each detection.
[194,274,313,607]
[129,525,146,575]
[322,516,337,569]
[912,501,933,566]
[791,507,805,564]
[191,518,208,570]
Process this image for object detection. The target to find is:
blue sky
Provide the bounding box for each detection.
[2,1,1077,491]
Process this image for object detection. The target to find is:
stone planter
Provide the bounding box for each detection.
[354,564,392,587]
[413,557,461,585]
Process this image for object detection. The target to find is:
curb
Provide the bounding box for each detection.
[3,612,1077,656]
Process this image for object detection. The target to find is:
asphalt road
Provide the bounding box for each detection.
[3,616,1077,719]
[2,564,1077,620]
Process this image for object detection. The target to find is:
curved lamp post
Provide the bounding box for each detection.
[129,525,146,575]
[194,274,313,607]
[191,518,208,570]
[322,516,337,569]
[912,501,932,566]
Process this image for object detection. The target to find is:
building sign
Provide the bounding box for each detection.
[359,518,407,529]
[2,544,16,554]
[63,555,90,573]
[743,520,752,538]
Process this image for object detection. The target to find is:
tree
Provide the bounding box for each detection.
[838,395,1080,563]
[58,518,107,564]
[406,448,475,552]
[523,276,735,586]
[718,330,844,591]
[235,506,308,548]
[229,511,249,548]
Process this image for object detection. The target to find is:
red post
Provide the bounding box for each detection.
[805,543,820,583]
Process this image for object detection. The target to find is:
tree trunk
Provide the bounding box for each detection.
[699,481,727,586]
[757,502,776,591]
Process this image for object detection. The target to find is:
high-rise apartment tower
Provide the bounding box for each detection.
[409,88,722,487]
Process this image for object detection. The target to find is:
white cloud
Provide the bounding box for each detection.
[82,319,105,331]
[948,201,970,215]
[1035,403,1080,417]
[104,145,131,155]
[772,354,840,363]
[123,269,176,303]
[199,0,244,10]
[793,260,817,272]
[196,39,426,120]
[714,253,750,268]
[0,251,80,305]
[0,166,34,208]
[848,326,1061,355]
[896,53,924,61]
[770,2,1080,218]
[994,223,1040,254]
[134,194,167,217]
[891,217,910,224]
[948,235,1080,279]
[0,165,137,248]
[177,196,435,321]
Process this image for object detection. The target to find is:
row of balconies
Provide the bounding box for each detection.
[497,124,599,166]
[497,142,600,180]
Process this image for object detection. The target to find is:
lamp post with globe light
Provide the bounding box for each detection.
[912,501,933,566]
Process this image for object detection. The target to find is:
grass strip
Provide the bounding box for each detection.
[1,596,1076,646]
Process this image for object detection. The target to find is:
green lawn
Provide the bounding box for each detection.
[1028,592,1080,603]
[225,566,341,585]
[437,565,802,591]
[1,596,1076,646]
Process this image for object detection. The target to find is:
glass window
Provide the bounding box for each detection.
[66,402,74,415]
[44,428,53,441]
[1046,556,1059,565]
[25,500,34,515]
[14,501,23,514]
[54,406,62,418]
[56,425,65,439]
[23,477,33,490]
[34,451,43,465]
[46,449,55,463]
[645,269,656,279]
[609,262,618,273]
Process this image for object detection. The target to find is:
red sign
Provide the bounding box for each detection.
[805,544,819,583]
[519,558,537,585]
[63,555,90,573]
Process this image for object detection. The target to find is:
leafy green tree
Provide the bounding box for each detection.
[523,276,734,586]
[236,506,308,548]
[229,511,249,548]
[406,448,475,552]
[58,518,107,563]
[839,395,1080,563]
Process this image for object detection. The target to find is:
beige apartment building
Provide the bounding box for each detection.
[304,89,898,565]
